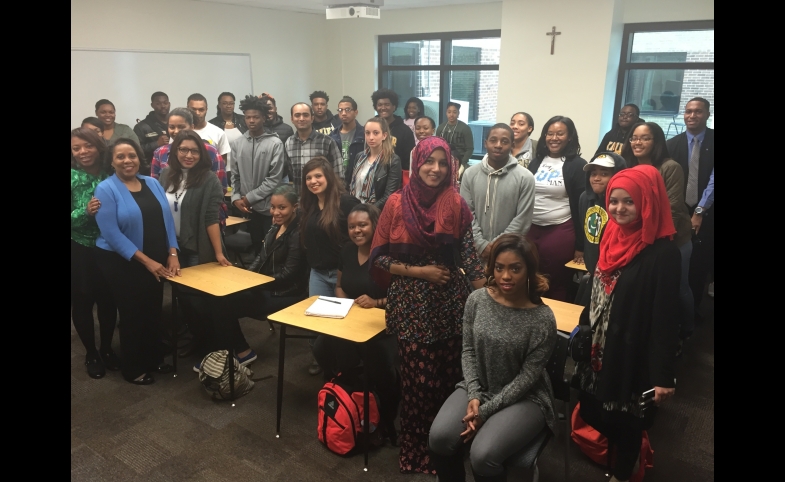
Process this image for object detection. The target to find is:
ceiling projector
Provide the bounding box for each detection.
[324,0,382,19]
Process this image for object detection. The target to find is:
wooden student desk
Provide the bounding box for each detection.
[226,216,251,228]
[267,296,386,470]
[167,263,274,399]
[565,260,587,271]
[542,297,583,333]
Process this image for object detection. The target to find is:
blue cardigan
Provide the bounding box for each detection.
[95,174,178,260]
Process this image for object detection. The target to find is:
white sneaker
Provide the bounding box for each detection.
[707,282,714,298]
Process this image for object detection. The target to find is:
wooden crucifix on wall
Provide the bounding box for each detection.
[546,26,561,55]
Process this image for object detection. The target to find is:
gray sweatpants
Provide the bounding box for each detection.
[429,387,545,477]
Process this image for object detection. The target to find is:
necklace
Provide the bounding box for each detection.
[173,182,186,212]
[441,123,458,145]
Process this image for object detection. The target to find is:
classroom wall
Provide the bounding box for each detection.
[334,2,504,121]
[71,0,713,149]
[623,0,715,23]
[496,0,715,152]
[70,0,340,125]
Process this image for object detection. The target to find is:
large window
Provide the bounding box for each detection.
[379,31,501,156]
[615,21,714,139]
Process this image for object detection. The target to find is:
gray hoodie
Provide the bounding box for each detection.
[460,154,535,254]
[230,130,285,214]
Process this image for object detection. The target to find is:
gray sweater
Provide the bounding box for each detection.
[460,154,535,254]
[160,168,226,264]
[457,289,557,428]
[230,130,285,213]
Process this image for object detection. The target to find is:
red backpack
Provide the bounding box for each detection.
[571,402,654,482]
[317,377,380,455]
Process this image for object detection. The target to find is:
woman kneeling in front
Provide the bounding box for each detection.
[429,233,557,482]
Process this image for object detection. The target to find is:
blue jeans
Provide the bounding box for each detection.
[679,241,694,337]
[309,268,337,297]
[309,268,337,349]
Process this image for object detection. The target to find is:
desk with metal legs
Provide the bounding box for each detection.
[168,263,274,400]
[267,296,386,471]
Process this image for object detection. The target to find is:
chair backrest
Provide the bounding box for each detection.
[545,331,571,402]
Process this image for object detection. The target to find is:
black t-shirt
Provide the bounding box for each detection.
[304,193,360,270]
[130,179,168,264]
[339,243,386,300]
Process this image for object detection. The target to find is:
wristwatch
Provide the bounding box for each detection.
[694,206,704,215]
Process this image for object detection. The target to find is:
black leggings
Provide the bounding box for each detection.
[71,241,117,358]
[96,248,165,381]
[579,391,653,480]
[178,287,305,356]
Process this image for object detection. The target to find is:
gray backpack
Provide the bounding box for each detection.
[198,350,255,400]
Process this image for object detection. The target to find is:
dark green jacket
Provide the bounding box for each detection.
[436,120,474,168]
[160,167,227,264]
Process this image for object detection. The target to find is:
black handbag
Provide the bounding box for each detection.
[568,305,605,363]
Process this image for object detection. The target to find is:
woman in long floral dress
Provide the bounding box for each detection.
[370,136,485,474]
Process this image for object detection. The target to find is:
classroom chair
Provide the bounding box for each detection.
[505,330,571,482]
[224,228,254,268]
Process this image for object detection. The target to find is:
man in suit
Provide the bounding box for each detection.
[667,97,714,320]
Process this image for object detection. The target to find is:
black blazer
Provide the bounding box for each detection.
[666,128,714,210]
[528,154,588,251]
[257,215,308,297]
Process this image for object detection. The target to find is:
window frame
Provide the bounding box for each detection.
[378,30,501,126]
[614,20,714,118]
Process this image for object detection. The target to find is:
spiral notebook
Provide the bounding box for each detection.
[304,297,354,319]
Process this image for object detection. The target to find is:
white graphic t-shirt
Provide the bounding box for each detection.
[533,156,571,226]
[193,123,231,158]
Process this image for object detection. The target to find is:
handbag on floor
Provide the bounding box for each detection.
[198,350,255,400]
[317,374,380,455]
[570,402,654,482]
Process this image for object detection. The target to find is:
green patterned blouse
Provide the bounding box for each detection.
[70,168,106,247]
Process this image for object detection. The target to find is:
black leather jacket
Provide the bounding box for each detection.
[209,113,248,134]
[249,214,308,297]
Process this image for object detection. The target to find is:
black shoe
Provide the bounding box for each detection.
[85,356,106,379]
[100,350,121,371]
[431,452,466,482]
[128,374,155,385]
[155,363,174,374]
[382,419,399,447]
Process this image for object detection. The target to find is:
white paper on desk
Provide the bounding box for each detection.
[304,297,354,319]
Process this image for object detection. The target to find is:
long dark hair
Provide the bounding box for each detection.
[70,127,108,171]
[620,121,670,169]
[404,97,425,119]
[485,233,549,305]
[535,115,581,159]
[300,157,347,247]
[162,131,213,192]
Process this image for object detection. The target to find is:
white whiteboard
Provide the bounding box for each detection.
[71,49,253,130]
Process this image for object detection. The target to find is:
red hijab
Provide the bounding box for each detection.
[369,137,472,286]
[597,165,675,275]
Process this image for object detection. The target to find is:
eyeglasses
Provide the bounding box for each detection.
[629,136,653,143]
[177,147,200,156]
[336,108,355,113]
[618,112,636,118]
[220,102,235,107]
